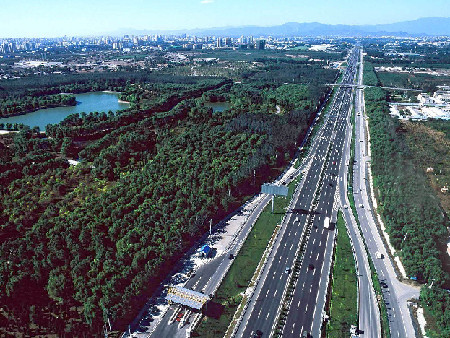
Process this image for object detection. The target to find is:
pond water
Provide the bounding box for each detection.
[0,92,130,131]
[204,101,231,113]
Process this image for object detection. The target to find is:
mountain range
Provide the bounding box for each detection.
[108,17,450,37]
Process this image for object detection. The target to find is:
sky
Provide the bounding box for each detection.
[1,0,450,38]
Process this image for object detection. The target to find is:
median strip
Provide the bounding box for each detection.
[326,211,358,337]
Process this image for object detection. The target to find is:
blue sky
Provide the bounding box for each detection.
[2,0,450,37]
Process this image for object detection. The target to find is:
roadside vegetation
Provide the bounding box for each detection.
[327,212,357,337]
[364,63,450,337]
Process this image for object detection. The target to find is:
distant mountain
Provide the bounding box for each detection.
[362,17,450,36]
[104,17,450,38]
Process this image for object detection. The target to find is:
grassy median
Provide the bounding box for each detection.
[193,177,300,337]
[327,211,358,337]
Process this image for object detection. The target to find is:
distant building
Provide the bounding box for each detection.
[434,90,450,104]
[216,37,222,48]
[418,93,435,105]
[257,39,266,50]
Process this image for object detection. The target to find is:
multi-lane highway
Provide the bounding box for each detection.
[235,47,361,338]
[338,51,381,338]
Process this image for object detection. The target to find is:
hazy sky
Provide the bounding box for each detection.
[2,0,450,38]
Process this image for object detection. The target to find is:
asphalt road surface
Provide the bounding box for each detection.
[337,51,381,338]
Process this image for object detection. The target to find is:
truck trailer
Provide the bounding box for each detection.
[324,216,330,229]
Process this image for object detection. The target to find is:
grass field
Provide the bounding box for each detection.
[193,176,300,337]
[327,211,358,337]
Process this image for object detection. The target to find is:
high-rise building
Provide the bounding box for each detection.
[257,39,266,50]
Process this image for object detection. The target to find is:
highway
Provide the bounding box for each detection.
[235,47,360,338]
[280,49,360,338]
[351,48,420,338]
[338,50,381,338]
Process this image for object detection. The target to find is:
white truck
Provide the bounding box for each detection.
[324,216,330,229]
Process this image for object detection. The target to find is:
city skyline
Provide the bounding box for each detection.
[3,0,450,38]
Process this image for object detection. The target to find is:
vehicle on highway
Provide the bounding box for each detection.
[376,251,383,259]
[359,204,364,208]
[308,263,315,270]
[254,329,263,337]
[285,267,291,274]
[324,216,330,229]
[228,253,234,259]
[343,204,348,209]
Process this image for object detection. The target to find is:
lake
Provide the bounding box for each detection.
[0,92,130,131]
[204,101,231,113]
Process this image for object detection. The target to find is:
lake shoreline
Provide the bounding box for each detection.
[0,92,130,130]
[0,102,77,119]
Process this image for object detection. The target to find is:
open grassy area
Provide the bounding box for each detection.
[327,211,358,337]
[193,176,300,337]
[402,121,450,215]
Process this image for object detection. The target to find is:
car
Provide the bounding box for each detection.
[308,263,315,270]
[285,267,291,274]
[359,204,364,208]
[343,205,348,209]
[228,253,234,259]
[254,329,263,337]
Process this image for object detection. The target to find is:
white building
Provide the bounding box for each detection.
[417,93,435,105]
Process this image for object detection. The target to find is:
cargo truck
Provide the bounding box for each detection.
[324,216,330,229]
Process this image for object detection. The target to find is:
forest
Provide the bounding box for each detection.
[0,94,76,117]
[0,55,337,336]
